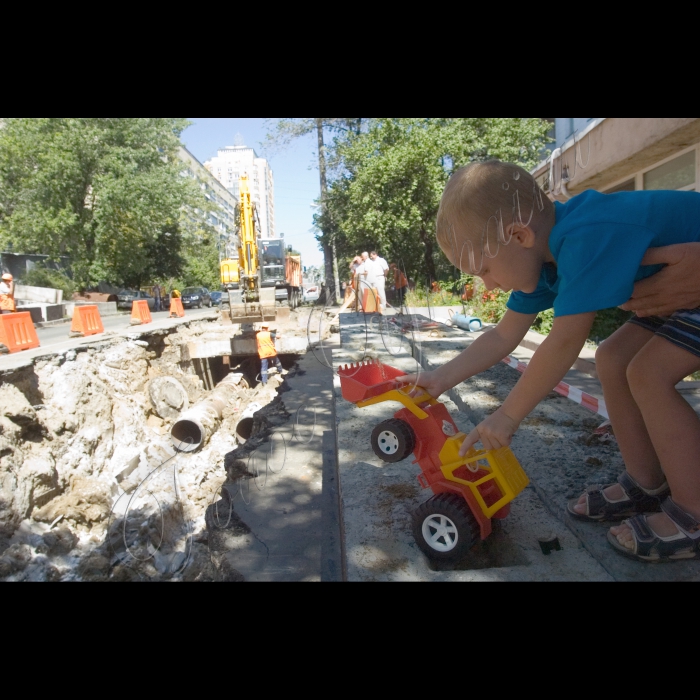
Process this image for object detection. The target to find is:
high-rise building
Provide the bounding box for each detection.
[178,146,239,259]
[204,141,276,239]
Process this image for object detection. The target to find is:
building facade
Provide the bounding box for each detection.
[204,144,276,239]
[534,118,700,201]
[178,146,239,259]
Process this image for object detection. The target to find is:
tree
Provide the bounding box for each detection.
[0,118,208,289]
[320,118,550,288]
[264,118,365,304]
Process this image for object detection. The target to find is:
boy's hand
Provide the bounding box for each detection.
[395,370,446,400]
[460,408,519,455]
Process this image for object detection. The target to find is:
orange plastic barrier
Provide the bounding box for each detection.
[169,298,185,318]
[0,312,40,353]
[362,287,381,314]
[131,300,152,325]
[70,305,104,337]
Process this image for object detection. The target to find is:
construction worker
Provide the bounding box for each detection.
[390,263,408,306]
[256,323,288,385]
[0,273,16,314]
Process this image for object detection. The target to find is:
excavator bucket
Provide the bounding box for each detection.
[228,288,277,324]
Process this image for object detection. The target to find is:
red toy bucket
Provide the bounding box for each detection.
[338,360,407,403]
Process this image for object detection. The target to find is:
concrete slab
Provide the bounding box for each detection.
[333,313,613,581]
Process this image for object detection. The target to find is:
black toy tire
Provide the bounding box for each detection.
[412,493,481,563]
[371,419,415,463]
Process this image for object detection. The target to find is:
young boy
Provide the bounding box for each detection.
[400,159,700,562]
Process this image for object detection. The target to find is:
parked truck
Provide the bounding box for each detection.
[220,243,302,310]
[259,239,302,310]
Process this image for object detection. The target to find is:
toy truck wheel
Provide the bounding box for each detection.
[371,419,415,463]
[412,494,480,563]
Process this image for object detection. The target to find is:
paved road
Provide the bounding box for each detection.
[1,307,219,372]
[35,309,213,347]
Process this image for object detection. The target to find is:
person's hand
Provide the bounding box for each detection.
[620,243,700,317]
[395,370,447,400]
[460,408,519,456]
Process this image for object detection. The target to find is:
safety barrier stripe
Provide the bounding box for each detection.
[501,355,608,419]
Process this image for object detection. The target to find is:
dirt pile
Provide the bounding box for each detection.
[0,315,298,582]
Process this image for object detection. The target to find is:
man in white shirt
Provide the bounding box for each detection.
[369,251,389,309]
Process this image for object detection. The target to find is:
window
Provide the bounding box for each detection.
[643,151,696,192]
[605,179,635,194]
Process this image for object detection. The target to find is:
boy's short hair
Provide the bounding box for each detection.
[436,160,553,272]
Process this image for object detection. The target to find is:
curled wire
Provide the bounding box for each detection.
[292,406,316,445]
[265,430,288,474]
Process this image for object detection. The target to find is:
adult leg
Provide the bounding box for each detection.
[260,358,269,385]
[376,278,387,309]
[572,323,665,516]
[611,336,700,548]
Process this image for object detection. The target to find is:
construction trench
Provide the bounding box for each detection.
[0,308,335,582]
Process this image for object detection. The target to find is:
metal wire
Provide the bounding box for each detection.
[292,405,316,445]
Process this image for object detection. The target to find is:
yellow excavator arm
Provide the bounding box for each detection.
[226,174,276,324]
[238,175,258,290]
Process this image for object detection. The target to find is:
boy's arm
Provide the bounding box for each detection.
[398,309,536,398]
[461,312,596,453]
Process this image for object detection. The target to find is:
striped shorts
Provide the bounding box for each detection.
[629,308,700,359]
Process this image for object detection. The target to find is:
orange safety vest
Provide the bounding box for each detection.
[256,331,277,359]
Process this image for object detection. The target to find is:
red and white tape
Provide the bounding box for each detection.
[501,355,608,420]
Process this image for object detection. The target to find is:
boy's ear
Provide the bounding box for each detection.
[507,224,537,249]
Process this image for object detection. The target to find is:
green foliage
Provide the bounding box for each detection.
[20,265,76,298]
[405,287,461,307]
[468,289,511,324]
[0,118,206,289]
[589,308,633,342]
[177,235,221,290]
[531,308,555,335]
[318,118,551,286]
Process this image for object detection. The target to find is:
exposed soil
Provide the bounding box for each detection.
[0,308,324,581]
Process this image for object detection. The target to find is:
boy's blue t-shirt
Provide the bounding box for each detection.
[507,189,700,317]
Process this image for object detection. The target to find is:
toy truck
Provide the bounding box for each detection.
[338,359,530,563]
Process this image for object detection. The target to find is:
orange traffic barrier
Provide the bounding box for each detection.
[131,300,152,325]
[0,312,40,353]
[70,305,104,337]
[362,287,382,314]
[169,298,185,318]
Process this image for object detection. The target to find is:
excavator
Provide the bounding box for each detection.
[224,175,277,324]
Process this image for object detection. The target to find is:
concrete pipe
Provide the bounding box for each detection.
[234,402,262,445]
[171,373,244,453]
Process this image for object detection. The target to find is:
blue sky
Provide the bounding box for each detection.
[182,118,325,267]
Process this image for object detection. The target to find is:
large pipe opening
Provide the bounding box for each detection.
[235,417,255,444]
[171,419,203,453]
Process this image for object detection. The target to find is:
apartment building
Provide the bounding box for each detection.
[535,118,700,200]
[204,144,276,239]
[178,146,239,258]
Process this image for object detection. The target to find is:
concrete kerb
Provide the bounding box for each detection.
[332,313,612,581]
[403,320,700,582]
